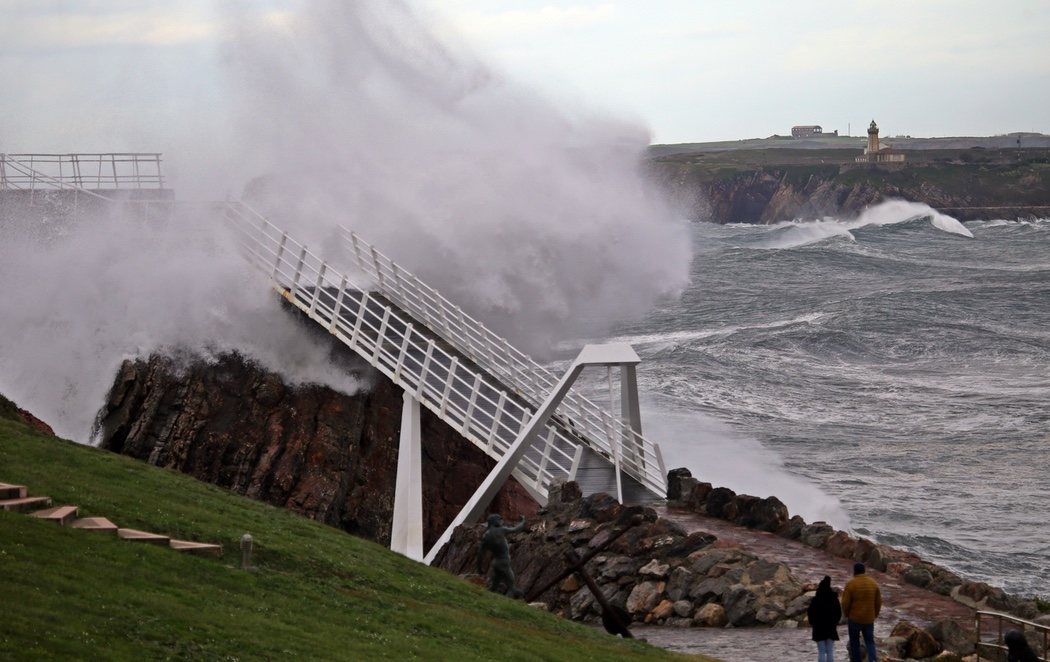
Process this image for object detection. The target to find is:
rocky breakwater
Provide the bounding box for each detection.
[94,352,537,549]
[436,481,813,630]
[665,468,1050,660]
[436,472,1048,660]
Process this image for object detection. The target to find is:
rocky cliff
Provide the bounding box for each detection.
[94,352,537,549]
[649,156,1050,223]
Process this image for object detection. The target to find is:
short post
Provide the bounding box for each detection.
[241,533,253,570]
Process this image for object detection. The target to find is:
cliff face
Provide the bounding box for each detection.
[94,353,537,549]
[650,159,1050,223]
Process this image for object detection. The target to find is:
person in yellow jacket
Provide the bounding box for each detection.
[841,562,881,662]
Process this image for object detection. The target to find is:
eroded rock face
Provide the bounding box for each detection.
[94,352,537,549]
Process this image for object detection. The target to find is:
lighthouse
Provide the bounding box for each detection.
[866,119,880,154]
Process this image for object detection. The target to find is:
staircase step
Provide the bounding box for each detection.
[0,496,52,512]
[30,505,79,526]
[117,528,170,546]
[0,483,27,500]
[70,517,119,534]
[169,540,223,557]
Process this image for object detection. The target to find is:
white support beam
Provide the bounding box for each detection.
[391,391,423,562]
[423,343,636,566]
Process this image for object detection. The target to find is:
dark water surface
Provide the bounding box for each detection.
[604,204,1049,597]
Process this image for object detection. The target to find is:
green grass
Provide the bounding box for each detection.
[0,411,710,661]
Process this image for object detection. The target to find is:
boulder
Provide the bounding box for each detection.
[723,585,758,626]
[639,559,670,579]
[626,581,665,615]
[733,494,789,533]
[927,618,976,656]
[823,530,859,558]
[666,567,694,601]
[694,603,728,627]
[903,566,933,588]
[648,599,675,622]
[666,467,694,501]
[799,521,835,548]
[672,600,693,618]
[891,620,942,659]
[686,481,713,510]
[705,487,738,519]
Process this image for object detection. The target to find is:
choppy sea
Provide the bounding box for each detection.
[591,200,1048,598]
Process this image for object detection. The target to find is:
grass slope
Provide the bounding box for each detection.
[0,406,710,661]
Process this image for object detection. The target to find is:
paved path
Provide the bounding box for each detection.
[637,506,979,661]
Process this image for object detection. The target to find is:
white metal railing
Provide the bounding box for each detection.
[224,202,605,503]
[339,227,667,496]
[0,153,165,190]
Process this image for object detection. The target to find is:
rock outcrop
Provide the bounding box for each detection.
[648,159,1050,223]
[94,352,537,549]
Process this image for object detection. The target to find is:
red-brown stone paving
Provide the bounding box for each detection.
[654,505,978,629]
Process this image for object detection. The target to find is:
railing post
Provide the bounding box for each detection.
[394,323,414,381]
[328,276,347,332]
[439,358,459,417]
[461,374,483,436]
[272,232,288,282]
[290,246,308,299]
[308,264,327,315]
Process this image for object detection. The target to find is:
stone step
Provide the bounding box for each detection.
[117,528,170,546]
[30,505,79,526]
[169,540,223,557]
[70,517,119,534]
[0,496,52,512]
[0,483,27,500]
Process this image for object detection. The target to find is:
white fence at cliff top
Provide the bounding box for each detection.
[0,153,165,191]
[223,202,666,503]
[339,226,667,496]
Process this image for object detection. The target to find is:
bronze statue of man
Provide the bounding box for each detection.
[477,513,526,597]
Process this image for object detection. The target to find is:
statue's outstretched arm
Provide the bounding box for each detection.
[505,515,526,534]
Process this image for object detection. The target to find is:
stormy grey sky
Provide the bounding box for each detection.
[1,0,1048,152]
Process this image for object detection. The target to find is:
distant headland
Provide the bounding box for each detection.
[648,129,1050,223]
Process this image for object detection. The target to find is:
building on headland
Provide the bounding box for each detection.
[791,125,838,138]
[855,119,905,163]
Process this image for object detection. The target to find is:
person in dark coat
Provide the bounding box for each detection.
[1004,629,1040,662]
[808,575,842,662]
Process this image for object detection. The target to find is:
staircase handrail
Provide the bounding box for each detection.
[338,227,667,495]
[223,202,614,503]
[975,610,1049,661]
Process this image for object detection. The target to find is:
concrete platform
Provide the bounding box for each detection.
[0,496,52,512]
[30,505,79,526]
[71,517,119,534]
[0,483,27,500]
[117,528,170,546]
[169,540,223,557]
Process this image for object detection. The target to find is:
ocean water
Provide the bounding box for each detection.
[604,201,1049,598]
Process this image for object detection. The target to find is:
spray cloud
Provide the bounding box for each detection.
[0,1,691,439]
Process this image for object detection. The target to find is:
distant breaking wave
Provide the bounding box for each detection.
[750,200,973,250]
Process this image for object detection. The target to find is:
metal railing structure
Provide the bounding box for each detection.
[225,202,635,504]
[976,610,1049,661]
[0,153,165,191]
[339,227,667,497]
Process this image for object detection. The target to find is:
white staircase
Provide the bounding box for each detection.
[339,227,667,499]
[224,203,667,505]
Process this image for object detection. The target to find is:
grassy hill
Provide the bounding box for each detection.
[0,397,708,661]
